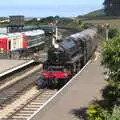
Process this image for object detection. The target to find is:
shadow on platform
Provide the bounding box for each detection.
[70,107,88,120]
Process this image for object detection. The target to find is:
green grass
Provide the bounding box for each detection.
[82,18,120,31]
[84,9,105,17]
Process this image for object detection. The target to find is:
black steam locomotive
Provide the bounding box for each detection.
[36,28,98,89]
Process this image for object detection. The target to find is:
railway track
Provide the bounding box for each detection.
[0,64,42,109]
[0,62,57,120]
[0,62,42,91]
[0,88,57,120]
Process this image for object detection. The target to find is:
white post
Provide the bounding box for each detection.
[56,25,58,40]
[106,29,109,40]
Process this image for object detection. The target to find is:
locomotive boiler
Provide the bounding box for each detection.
[36,28,98,89]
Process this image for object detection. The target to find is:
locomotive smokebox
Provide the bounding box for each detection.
[47,46,67,65]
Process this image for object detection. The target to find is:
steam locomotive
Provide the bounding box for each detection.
[36,28,98,89]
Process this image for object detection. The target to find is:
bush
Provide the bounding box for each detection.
[86,103,111,120]
[102,82,120,107]
[108,28,119,39]
[86,29,120,120]
[107,105,120,120]
[87,104,120,120]
[102,35,120,73]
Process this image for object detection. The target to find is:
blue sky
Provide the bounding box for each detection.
[0,0,104,17]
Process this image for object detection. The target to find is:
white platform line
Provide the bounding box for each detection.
[28,60,91,120]
[0,60,34,77]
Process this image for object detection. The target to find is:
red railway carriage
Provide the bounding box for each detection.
[0,30,45,57]
[8,33,28,51]
[0,33,28,54]
[0,35,8,53]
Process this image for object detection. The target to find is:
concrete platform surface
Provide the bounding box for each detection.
[30,56,105,120]
[0,59,29,74]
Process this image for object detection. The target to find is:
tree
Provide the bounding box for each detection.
[103,0,120,16]
[40,16,55,24]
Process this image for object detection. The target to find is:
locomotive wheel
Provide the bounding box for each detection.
[47,79,58,89]
[80,58,85,68]
[36,79,46,89]
[73,63,78,74]
[76,61,81,72]
[64,78,69,84]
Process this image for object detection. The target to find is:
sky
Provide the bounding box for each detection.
[0,0,104,17]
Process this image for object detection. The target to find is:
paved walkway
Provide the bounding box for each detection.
[0,59,28,74]
[32,53,105,120]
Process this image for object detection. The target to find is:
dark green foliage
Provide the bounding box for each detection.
[25,18,39,26]
[103,0,120,16]
[102,83,120,107]
[58,18,73,25]
[86,102,112,120]
[108,106,120,120]
[102,33,120,108]
[0,22,9,27]
[102,35,120,72]
[40,16,56,24]
[0,17,9,27]
[24,16,82,30]
[87,104,120,120]
[25,16,57,26]
[57,18,83,30]
[78,20,82,24]
[0,17,8,20]
[108,28,119,39]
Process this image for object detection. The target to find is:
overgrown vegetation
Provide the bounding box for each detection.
[0,22,9,27]
[86,28,120,120]
[98,26,119,39]
[58,18,84,30]
[107,28,119,39]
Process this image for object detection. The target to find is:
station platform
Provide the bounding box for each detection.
[30,53,105,120]
[0,59,34,77]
